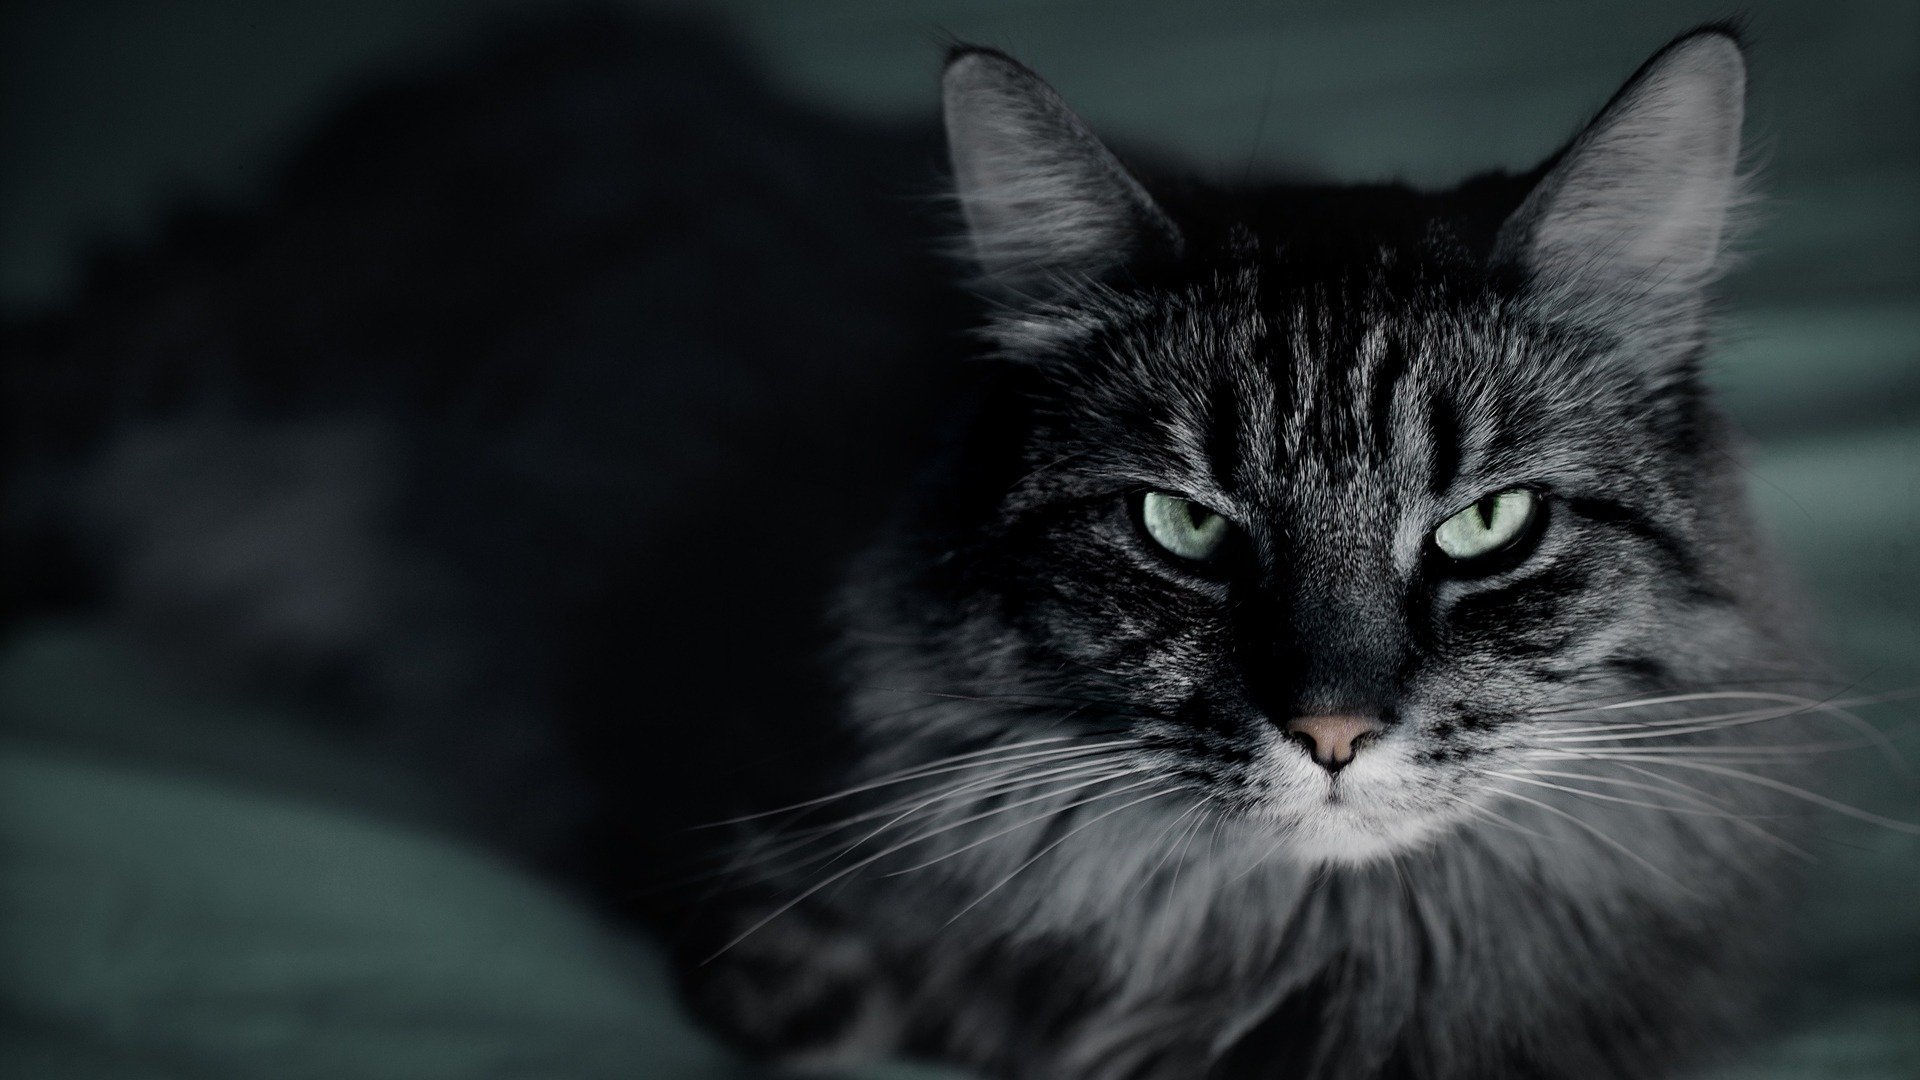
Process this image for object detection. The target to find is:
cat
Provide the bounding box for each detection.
[677,25,1835,1080]
[1,12,1833,1080]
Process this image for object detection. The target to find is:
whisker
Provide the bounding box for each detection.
[1133,797,1211,898]
[1533,687,1912,771]
[1225,836,1284,888]
[1569,756,1920,835]
[1531,688,1832,717]
[1492,770,1751,818]
[853,684,1157,717]
[1511,764,1815,860]
[1537,740,1887,759]
[830,764,1143,873]
[1491,786,1691,890]
[1167,797,1216,898]
[1546,670,1845,701]
[1534,702,1830,736]
[813,750,1138,834]
[700,770,1152,963]
[1517,768,1740,812]
[699,737,1139,827]
[1587,758,1740,809]
[1206,804,1230,864]
[942,785,1182,925]
[878,773,1161,877]
[1458,799,1554,841]
[721,757,1141,879]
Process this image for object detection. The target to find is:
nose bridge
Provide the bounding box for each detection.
[1281,499,1404,713]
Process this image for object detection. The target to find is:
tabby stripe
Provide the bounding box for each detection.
[1447,562,1595,658]
[1367,334,1409,466]
[1205,376,1244,493]
[1427,393,1461,498]
[1561,497,1703,583]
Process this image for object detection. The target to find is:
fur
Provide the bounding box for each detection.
[686,27,1824,1080]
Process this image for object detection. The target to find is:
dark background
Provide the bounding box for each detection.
[1,2,1915,1077]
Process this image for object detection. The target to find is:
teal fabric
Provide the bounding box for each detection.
[0,752,733,1079]
[0,632,961,1079]
[0,632,724,1079]
[1,1,1915,1076]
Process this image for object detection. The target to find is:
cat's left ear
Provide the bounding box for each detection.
[943,47,1181,295]
[1496,29,1748,317]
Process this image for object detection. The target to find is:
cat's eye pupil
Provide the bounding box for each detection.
[1432,489,1540,564]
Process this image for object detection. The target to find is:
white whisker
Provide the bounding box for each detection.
[1569,756,1920,835]
[1459,799,1554,841]
[942,785,1181,925]
[1167,797,1216,897]
[701,769,1151,963]
[743,759,1144,879]
[1512,765,1815,860]
[1537,740,1884,759]
[830,764,1142,872]
[1530,687,1913,771]
[1492,786,1690,890]
[703,737,1139,827]
[1492,770,1746,817]
[1533,689,1828,716]
[1134,797,1210,897]
[723,747,1138,869]
[879,773,1161,877]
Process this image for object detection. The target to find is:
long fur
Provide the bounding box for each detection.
[688,26,1827,1080]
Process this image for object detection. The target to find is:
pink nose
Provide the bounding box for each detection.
[1285,714,1383,773]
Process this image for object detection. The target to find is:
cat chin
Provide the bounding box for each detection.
[1278,813,1449,867]
[1246,786,1458,866]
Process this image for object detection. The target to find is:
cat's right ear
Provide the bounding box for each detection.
[943,48,1181,296]
[1494,30,1748,321]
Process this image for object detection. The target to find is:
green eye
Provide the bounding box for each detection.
[1433,489,1540,561]
[1139,491,1231,563]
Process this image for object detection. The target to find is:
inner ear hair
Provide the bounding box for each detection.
[1495,29,1751,316]
[942,46,1181,296]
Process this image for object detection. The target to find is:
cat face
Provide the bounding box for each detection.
[859,35,1754,865]
[957,262,1720,863]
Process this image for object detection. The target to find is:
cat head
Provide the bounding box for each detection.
[851,30,1765,867]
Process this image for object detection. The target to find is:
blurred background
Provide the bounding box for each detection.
[1,1,1915,1077]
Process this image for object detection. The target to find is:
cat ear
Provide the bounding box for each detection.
[1496,30,1747,314]
[943,47,1181,294]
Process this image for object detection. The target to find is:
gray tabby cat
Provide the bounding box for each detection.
[681,27,1831,1080]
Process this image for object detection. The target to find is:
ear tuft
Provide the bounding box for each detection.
[942,48,1179,295]
[1497,30,1749,314]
